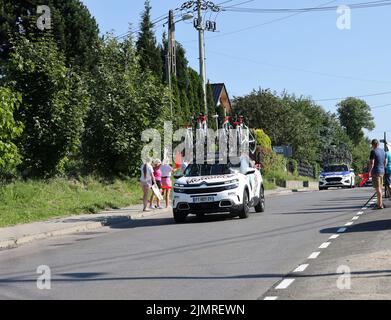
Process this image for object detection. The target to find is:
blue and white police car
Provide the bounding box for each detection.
[319,164,355,190]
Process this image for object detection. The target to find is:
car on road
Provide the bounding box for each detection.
[172,158,265,223]
[319,164,355,190]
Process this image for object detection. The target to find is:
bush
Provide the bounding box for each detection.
[0,87,23,181]
[254,129,272,150]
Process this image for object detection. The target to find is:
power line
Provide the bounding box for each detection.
[222,0,391,13]
[371,103,391,109]
[193,46,391,84]
[192,0,337,42]
[314,90,391,102]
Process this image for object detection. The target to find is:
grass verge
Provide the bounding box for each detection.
[0,177,142,228]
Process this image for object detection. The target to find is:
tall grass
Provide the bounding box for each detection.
[0,177,142,228]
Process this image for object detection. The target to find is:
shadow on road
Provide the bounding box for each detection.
[109,214,239,229]
[321,219,391,234]
[2,268,391,285]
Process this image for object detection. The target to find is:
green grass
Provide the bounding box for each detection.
[0,177,143,228]
[263,170,318,190]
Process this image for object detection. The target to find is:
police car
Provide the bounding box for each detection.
[319,164,355,190]
[172,157,265,223]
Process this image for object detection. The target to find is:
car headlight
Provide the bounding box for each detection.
[224,183,239,190]
[224,179,239,185]
[174,183,185,188]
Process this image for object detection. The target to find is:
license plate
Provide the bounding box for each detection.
[193,196,214,203]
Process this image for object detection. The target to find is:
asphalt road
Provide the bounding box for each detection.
[0,187,374,300]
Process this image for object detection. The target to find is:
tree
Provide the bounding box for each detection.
[82,34,170,176]
[0,87,23,180]
[0,0,100,72]
[337,97,375,145]
[136,0,163,80]
[6,34,89,177]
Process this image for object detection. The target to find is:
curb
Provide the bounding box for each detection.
[0,209,165,251]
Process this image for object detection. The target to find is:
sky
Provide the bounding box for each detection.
[81,0,391,141]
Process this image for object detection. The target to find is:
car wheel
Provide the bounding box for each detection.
[173,210,187,223]
[255,186,265,213]
[238,190,250,219]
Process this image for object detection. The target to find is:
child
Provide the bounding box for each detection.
[161,159,173,208]
[150,159,163,209]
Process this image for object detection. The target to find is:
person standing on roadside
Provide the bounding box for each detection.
[161,159,173,208]
[150,159,163,209]
[385,146,391,199]
[369,139,387,209]
[140,158,156,212]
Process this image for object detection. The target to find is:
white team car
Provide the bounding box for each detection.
[319,164,356,190]
[172,158,265,223]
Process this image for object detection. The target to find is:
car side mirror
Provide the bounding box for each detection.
[246,169,256,175]
[174,173,183,179]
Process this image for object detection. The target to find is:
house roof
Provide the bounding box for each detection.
[211,83,232,110]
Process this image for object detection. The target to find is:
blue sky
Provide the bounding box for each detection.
[81,0,391,141]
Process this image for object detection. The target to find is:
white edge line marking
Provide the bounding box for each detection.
[345,222,354,226]
[308,252,321,259]
[337,228,347,233]
[329,234,339,239]
[319,242,331,249]
[264,296,278,300]
[293,264,309,273]
[275,279,295,290]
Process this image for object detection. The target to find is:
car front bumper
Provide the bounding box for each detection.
[173,190,243,214]
[319,177,352,187]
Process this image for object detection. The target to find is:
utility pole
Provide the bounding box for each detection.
[197,0,208,114]
[167,10,176,118]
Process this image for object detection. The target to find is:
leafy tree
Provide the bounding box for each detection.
[337,97,375,145]
[0,87,23,179]
[0,0,100,72]
[82,34,170,176]
[6,34,89,177]
[136,0,163,80]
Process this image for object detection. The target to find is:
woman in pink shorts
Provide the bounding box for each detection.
[161,160,173,208]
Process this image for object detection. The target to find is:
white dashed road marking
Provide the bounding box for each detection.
[308,252,321,259]
[345,222,354,226]
[319,242,331,249]
[293,264,309,273]
[337,227,347,233]
[357,211,364,215]
[329,234,339,240]
[264,296,278,300]
[352,216,359,221]
[276,279,295,290]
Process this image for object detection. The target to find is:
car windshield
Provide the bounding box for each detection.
[323,165,349,172]
[184,164,232,177]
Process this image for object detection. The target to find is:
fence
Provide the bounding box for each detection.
[297,161,316,179]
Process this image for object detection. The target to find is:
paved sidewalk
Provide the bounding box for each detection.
[0,187,314,251]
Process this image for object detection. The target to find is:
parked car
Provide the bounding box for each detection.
[172,157,265,223]
[319,164,355,190]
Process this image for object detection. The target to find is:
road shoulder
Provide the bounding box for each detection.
[262,197,391,300]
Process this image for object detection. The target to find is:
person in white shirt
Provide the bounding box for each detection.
[140,158,155,212]
[161,159,173,208]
